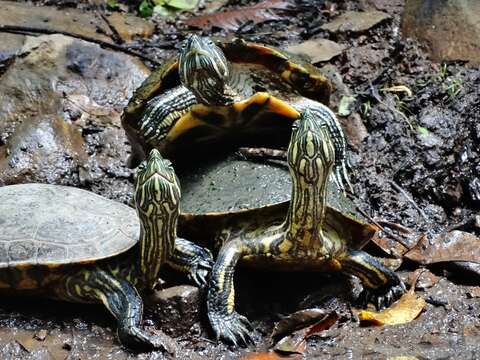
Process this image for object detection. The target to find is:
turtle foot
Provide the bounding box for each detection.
[358,281,406,310]
[186,246,214,287]
[209,310,254,347]
[118,327,176,353]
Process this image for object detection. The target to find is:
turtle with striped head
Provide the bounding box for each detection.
[122,35,351,192]
[177,110,405,345]
[0,149,213,350]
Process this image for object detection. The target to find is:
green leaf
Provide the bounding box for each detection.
[338,95,356,117]
[106,0,119,10]
[153,4,175,16]
[153,0,167,5]
[417,126,429,135]
[139,0,154,17]
[166,0,198,10]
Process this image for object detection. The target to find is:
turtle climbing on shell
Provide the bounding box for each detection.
[0,149,213,350]
[122,34,351,192]
[177,109,405,345]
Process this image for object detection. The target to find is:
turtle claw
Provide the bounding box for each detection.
[358,281,406,311]
[188,247,214,287]
[209,311,254,347]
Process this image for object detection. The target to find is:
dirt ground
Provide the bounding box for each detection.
[0,0,479,359]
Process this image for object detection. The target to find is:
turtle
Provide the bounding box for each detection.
[176,109,405,345]
[0,149,213,350]
[122,34,351,192]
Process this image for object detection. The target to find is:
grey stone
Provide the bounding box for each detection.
[147,285,202,337]
[402,0,480,64]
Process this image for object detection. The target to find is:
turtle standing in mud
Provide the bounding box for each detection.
[0,149,212,350]
[122,34,351,191]
[178,110,405,345]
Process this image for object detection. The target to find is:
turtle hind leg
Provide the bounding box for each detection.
[59,269,172,351]
[167,238,214,287]
[207,240,254,347]
[339,250,405,310]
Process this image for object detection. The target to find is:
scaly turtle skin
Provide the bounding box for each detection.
[0,149,213,350]
[178,110,405,346]
[122,35,351,192]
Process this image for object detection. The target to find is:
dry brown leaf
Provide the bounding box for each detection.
[271,308,330,341]
[273,312,339,355]
[186,0,292,31]
[404,231,480,265]
[285,39,346,63]
[242,351,301,360]
[357,270,426,326]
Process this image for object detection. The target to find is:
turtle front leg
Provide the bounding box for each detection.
[167,238,214,287]
[339,250,405,309]
[59,269,171,351]
[207,240,254,346]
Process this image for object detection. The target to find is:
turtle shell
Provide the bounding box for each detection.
[178,182,378,253]
[0,184,138,268]
[123,39,331,127]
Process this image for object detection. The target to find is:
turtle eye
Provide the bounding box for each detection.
[292,121,300,130]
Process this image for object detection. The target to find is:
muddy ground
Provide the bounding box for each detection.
[0,0,479,359]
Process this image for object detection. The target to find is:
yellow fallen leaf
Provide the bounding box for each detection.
[357,291,426,326]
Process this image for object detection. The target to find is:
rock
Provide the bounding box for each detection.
[107,12,155,43]
[321,10,390,33]
[0,34,149,186]
[408,269,440,290]
[285,38,346,63]
[402,0,480,64]
[0,1,112,42]
[0,113,86,185]
[147,285,201,337]
[0,33,25,61]
[416,131,441,149]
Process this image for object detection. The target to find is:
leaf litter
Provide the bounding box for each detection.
[186,0,293,31]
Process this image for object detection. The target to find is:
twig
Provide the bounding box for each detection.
[376,220,414,235]
[98,11,124,45]
[0,24,160,66]
[388,180,428,221]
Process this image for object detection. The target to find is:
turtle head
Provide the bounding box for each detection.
[134,148,180,217]
[287,109,335,186]
[178,34,230,105]
[134,149,180,289]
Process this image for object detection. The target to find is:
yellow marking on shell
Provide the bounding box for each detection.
[329,258,342,271]
[280,69,293,83]
[165,110,209,142]
[233,92,300,119]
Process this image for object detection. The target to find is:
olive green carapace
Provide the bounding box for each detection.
[0,150,213,350]
[178,111,405,346]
